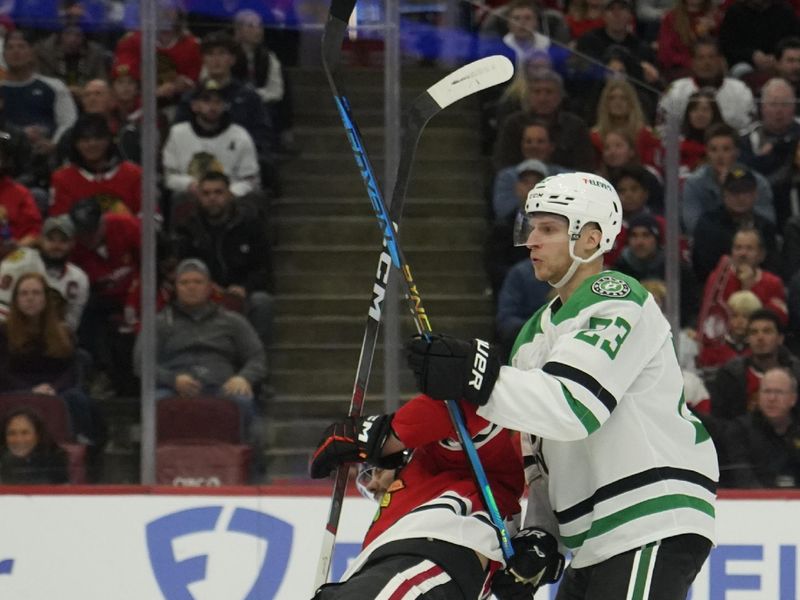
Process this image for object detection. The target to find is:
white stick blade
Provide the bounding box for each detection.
[426,55,514,109]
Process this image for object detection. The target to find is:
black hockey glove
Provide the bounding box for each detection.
[405,333,501,406]
[491,528,565,600]
[309,414,395,479]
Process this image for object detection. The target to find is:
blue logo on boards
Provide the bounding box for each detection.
[0,559,13,575]
[146,507,292,600]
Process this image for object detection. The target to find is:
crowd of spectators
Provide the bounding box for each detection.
[1,0,799,488]
[0,0,298,484]
[485,0,800,488]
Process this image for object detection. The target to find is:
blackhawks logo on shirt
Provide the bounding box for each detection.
[591,276,630,298]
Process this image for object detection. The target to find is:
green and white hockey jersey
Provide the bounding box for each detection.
[477,270,718,568]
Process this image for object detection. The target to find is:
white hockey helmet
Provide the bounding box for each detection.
[514,172,622,287]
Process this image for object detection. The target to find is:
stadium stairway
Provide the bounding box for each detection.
[266,64,496,480]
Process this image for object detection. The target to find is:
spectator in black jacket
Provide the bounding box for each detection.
[718,0,800,78]
[0,406,68,484]
[574,0,660,85]
[723,367,800,488]
[711,309,800,420]
[173,171,273,349]
[691,165,780,282]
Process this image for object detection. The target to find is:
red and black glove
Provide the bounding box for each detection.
[491,528,565,599]
[309,414,396,479]
[405,333,501,406]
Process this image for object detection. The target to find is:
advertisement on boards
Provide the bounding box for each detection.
[0,494,796,599]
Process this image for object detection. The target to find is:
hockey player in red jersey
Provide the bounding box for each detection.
[309,393,565,599]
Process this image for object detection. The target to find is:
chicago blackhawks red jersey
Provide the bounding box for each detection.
[342,395,524,582]
[49,162,143,217]
[70,213,140,306]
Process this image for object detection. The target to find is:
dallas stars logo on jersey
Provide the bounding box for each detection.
[591,276,631,298]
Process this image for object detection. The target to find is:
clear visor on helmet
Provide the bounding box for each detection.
[513,210,534,247]
[356,464,379,501]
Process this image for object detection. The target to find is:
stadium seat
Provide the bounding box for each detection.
[0,393,88,484]
[157,443,253,486]
[157,395,242,444]
[0,393,73,443]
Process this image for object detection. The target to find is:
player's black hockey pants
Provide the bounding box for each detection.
[555,533,712,600]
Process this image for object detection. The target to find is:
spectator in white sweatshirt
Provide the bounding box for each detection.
[162,78,260,199]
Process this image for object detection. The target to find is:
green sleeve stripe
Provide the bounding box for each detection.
[552,271,648,326]
[561,494,716,549]
[510,304,547,363]
[560,382,601,435]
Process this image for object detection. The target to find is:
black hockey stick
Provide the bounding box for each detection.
[314,0,514,588]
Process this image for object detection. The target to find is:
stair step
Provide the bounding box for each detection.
[274,216,488,246]
[273,271,489,294]
[280,154,486,179]
[272,196,488,219]
[293,126,481,157]
[272,366,420,395]
[282,172,484,198]
[273,314,493,345]
[293,105,476,128]
[272,245,484,273]
[274,293,492,318]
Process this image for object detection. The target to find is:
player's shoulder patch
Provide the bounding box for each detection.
[591,275,631,298]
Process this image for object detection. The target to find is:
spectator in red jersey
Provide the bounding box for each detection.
[565,0,606,39]
[698,290,761,372]
[711,309,800,421]
[50,114,143,218]
[656,0,720,81]
[113,0,200,114]
[68,196,140,397]
[0,131,42,253]
[702,227,788,326]
[597,129,664,208]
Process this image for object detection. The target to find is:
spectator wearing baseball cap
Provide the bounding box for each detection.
[692,165,780,282]
[0,214,90,332]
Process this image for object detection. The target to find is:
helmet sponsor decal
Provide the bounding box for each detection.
[591,276,630,298]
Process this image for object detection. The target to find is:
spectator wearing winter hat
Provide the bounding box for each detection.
[50,113,143,218]
[613,213,700,326]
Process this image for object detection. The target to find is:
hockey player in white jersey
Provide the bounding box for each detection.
[407,172,718,599]
[0,215,89,331]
